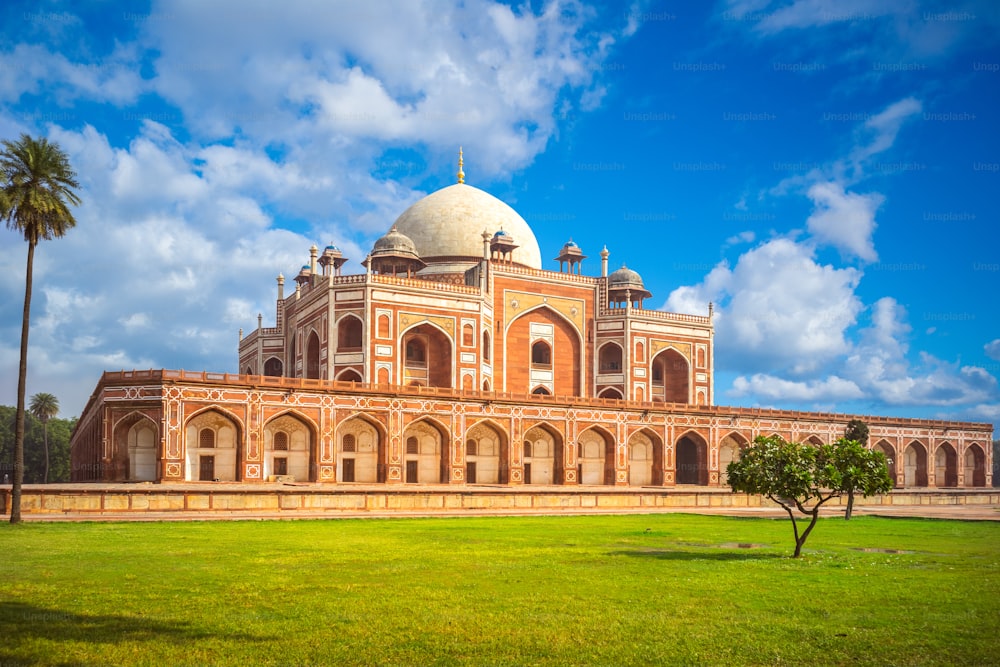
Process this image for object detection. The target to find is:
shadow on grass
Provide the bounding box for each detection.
[0,601,266,666]
[608,548,787,561]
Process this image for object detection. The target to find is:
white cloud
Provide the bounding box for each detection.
[985,339,1000,361]
[0,43,144,106]
[730,373,863,401]
[665,238,863,373]
[805,181,882,262]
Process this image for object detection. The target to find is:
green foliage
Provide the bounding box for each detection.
[0,516,997,666]
[0,405,74,484]
[844,419,870,444]
[728,435,896,552]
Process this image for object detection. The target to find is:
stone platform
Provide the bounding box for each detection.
[3,484,998,521]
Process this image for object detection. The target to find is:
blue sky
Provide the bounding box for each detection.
[0,0,998,430]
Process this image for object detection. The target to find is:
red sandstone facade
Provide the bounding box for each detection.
[69,177,993,488]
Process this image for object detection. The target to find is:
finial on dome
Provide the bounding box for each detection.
[457,146,465,184]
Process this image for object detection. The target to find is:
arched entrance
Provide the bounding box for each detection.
[718,432,749,486]
[305,330,321,379]
[263,413,314,482]
[934,443,958,487]
[506,307,583,397]
[964,443,986,487]
[402,418,449,484]
[651,349,689,403]
[577,427,614,485]
[338,416,385,483]
[873,440,896,485]
[113,413,158,482]
[401,323,453,388]
[675,432,708,485]
[628,429,662,486]
[465,421,507,484]
[184,409,240,481]
[903,441,928,487]
[523,423,562,485]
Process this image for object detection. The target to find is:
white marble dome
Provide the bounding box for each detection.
[390,183,542,269]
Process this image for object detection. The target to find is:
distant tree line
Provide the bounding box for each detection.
[0,405,75,484]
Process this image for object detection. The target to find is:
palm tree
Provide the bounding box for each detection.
[29,393,59,484]
[1,134,80,523]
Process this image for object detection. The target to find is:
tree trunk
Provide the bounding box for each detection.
[845,489,855,521]
[11,241,35,524]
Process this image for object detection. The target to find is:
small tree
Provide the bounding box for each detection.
[844,419,869,446]
[727,435,842,557]
[830,437,893,520]
[29,393,58,483]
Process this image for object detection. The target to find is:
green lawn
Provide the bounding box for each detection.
[1,514,997,666]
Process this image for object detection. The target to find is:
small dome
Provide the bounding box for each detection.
[372,225,420,258]
[325,244,340,251]
[563,239,578,249]
[609,264,644,288]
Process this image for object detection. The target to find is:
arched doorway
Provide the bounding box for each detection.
[675,432,708,485]
[337,316,363,351]
[934,443,958,487]
[338,417,385,483]
[628,430,662,486]
[401,323,453,388]
[651,349,689,403]
[263,414,314,482]
[903,441,928,487]
[718,432,749,486]
[873,440,896,485]
[577,427,614,485]
[465,421,507,484]
[184,409,240,481]
[523,423,562,485]
[964,444,986,487]
[506,307,583,397]
[305,330,321,379]
[598,342,623,373]
[263,357,283,377]
[114,413,158,482]
[402,418,449,484]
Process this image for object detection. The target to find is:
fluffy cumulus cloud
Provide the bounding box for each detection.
[985,339,1000,361]
[666,238,863,375]
[805,181,882,262]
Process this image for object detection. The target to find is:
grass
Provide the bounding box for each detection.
[0,514,998,666]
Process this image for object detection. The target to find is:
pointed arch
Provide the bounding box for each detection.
[263,356,283,377]
[112,411,159,482]
[577,426,615,485]
[263,411,317,482]
[465,419,509,484]
[598,387,623,399]
[718,431,750,486]
[482,330,491,362]
[805,434,825,446]
[337,314,364,351]
[506,305,583,397]
[336,368,363,383]
[903,441,928,487]
[964,443,986,487]
[598,341,623,373]
[305,328,321,379]
[628,428,663,486]
[337,414,387,483]
[523,422,563,485]
[675,430,708,485]
[873,440,896,483]
[651,348,689,404]
[934,442,958,487]
[402,416,450,483]
[184,408,241,481]
[400,321,453,388]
